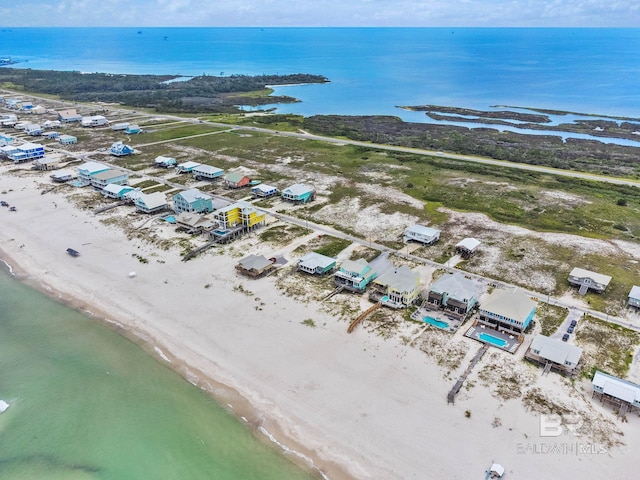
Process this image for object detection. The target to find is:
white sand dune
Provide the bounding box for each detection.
[0,167,637,480]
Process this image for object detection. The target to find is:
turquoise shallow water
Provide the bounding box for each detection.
[0,264,314,480]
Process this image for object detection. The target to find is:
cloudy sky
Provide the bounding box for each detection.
[2,0,637,27]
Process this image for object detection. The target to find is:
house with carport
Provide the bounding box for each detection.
[568,267,612,294]
[193,164,224,181]
[175,161,201,174]
[109,142,134,156]
[403,225,440,245]
[592,371,640,418]
[7,142,45,163]
[57,108,82,123]
[455,238,481,258]
[154,156,176,168]
[251,184,279,198]
[281,183,315,203]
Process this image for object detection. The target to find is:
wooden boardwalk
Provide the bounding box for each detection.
[348,302,381,333]
[447,344,488,404]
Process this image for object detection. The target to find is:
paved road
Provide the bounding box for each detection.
[6,88,640,334]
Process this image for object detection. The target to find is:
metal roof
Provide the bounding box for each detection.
[137,192,167,209]
[299,252,336,270]
[629,285,640,300]
[224,172,249,183]
[480,288,537,324]
[593,371,640,404]
[529,334,583,365]
[78,161,109,173]
[282,183,313,196]
[193,164,223,175]
[455,237,481,251]
[93,169,127,181]
[569,267,612,286]
[404,224,441,237]
[177,188,212,203]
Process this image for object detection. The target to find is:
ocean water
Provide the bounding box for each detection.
[0,264,314,480]
[1,27,640,121]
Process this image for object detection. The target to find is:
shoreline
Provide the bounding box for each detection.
[0,248,341,480]
[1,167,639,480]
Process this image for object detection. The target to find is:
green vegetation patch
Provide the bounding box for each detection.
[575,315,640,378]
[535,303,569,337]
[258,224,311,244]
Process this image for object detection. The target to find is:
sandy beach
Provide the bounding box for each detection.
[1,165,639,480]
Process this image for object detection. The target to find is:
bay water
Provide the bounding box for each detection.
[0,264,314,480]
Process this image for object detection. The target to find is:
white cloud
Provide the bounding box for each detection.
[1,1,638,27]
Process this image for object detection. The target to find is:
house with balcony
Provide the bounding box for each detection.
[77,161,110,186]
[568,267,612,295]
[281,183,315,204]
[334,259,377,293]
[403,224,440,245]
[212,201,266,230]
[50,170,77,183]
[175,161,201,174]
[7,142,45,163]
[427,272,479,319]
[135,192,168,214]
[193,164,224,181]
[90,169,129,190]
[175,212,216,234]
[172,188,213,214]
[154,156,177,168]
[369,265,421,308]
[477,288,537,336]
[25,124,43,136]
[251,184,279,198]
[297,252,336,275]
[32,155,61,171]
[525,334,583,376]
[102,184,135,199]
[592,371,640,417]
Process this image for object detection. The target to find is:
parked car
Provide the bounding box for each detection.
[562,333,570,342]
[567,326,574,334]
[570,320,577,327]
[0,201,8,207]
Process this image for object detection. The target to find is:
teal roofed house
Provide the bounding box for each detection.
[334,258,377,293]
[298,252,336,275]
[281,183,315,204]
[125,124,142,134]
[172,188,214,213]
[77,161,110,186]
[102,184,135,199]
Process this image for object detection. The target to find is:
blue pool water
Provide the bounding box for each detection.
[423,316,448,329]
[479,332,508,347]
[381,295,389,302]
[163,215,176,223]
[213,229,229,235]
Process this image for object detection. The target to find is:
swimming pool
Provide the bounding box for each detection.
[478,332,508,348]
[381,295,390,302]
[163,215,176,223]
[213,229,229,236]
[423,316,448,329]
